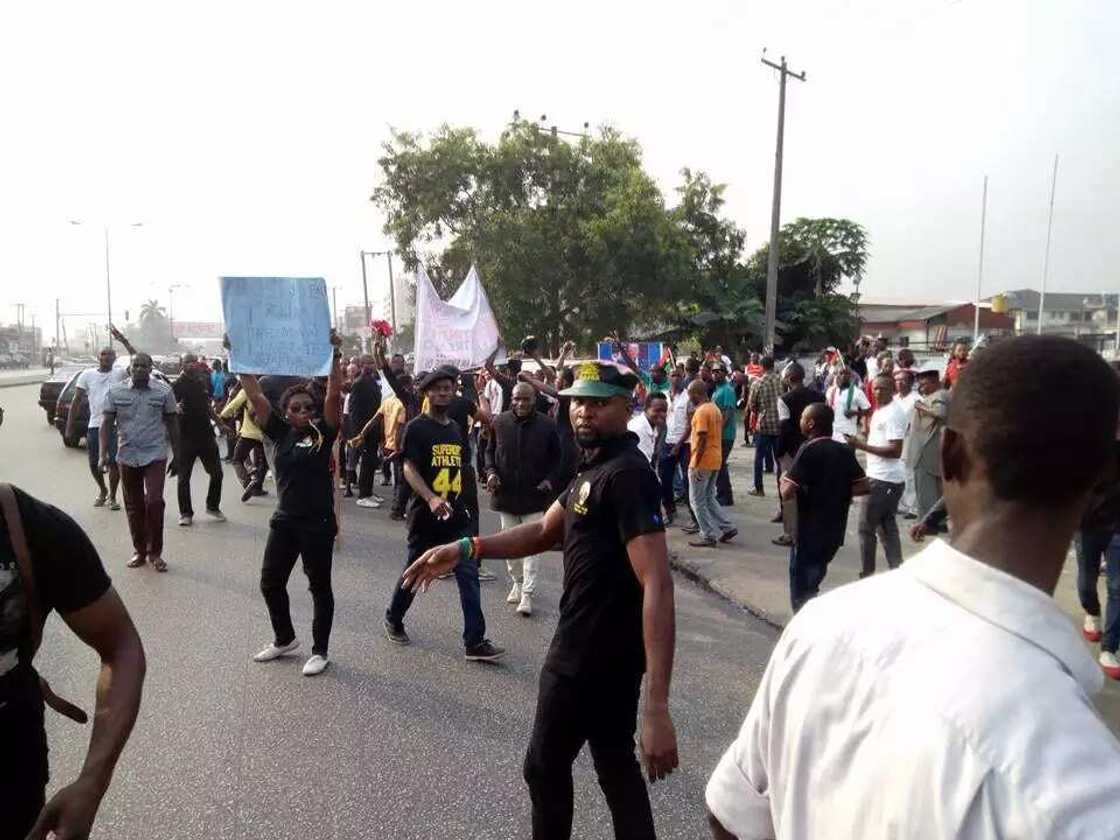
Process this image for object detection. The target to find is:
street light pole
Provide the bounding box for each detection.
[168,283,186,340]
[70,219,143,347]
[761,52,806,352]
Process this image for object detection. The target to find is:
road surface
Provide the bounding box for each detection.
[0,383,776,840]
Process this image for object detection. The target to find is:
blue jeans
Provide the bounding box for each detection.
[386,539,485,648]
[688,468,734,542]
[86,425,118,470]
[753,433,778,492]
[1076,528,1120,653]
[789,541,840,613]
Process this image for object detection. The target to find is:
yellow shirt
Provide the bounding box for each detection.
[689,401,724,471]
[378,395,407,454]
[219,389,263,442]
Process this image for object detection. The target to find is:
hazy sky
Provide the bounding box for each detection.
[2,0,1117,344]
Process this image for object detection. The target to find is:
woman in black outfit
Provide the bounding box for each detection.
[236,332,342,677]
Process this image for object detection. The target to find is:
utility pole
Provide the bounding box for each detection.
[761,52,806,352]
[55,298,61,351]
[332,286,339,332]
[973,175,988,345]
[359,250,373,351]
[385,251,397,334]
[1037,154,1059,334]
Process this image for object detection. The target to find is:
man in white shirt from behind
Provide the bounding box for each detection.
[705,335,1120,840]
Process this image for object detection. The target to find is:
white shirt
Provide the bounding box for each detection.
[627,413,657,462]
[76,366,128,429]
[665,388,690,445]
[866,355,880,381]
[483,378,504,416]
[705,540,1120,840]
[895,390,919,425]
[827,385,870,443]
[865,400,907,483]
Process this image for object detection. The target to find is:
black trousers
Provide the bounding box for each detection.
[232,436,265,488]
[356,437,382,498]
[261,521,335,656]
[177,435,223,516]
[524,668,654,840]
[2,699,47,840]
[390,454,412,516]
[715,437,734,506]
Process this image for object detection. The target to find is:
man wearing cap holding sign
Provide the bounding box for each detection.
[402,360,679,840]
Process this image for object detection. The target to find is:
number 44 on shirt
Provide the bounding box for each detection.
[432,468,462,499]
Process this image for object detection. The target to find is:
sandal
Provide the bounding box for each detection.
[149,556,168,572]
[127,553,146,568]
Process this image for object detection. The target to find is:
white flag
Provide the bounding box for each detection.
[413,264,506,373]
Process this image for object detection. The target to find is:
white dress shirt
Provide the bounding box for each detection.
[665,388,690,445]
[627,412,657,462]
[706,540,1120,840]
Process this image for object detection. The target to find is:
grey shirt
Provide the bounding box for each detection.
[906,388,950,476]
[104,379,179,467]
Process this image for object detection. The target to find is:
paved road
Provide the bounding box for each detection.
[0,384,776,840]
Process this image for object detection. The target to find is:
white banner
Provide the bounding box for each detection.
[413,264,506,373]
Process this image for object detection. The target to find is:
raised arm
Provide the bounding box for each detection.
[323,330,343,430]
[28,588,145,840]
[519,370,560,399]
[108,324,138,357]
[236,374,272,426]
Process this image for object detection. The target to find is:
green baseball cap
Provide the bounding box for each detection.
[559,361,639,399]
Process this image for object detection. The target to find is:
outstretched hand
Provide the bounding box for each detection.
[401,542,462,593]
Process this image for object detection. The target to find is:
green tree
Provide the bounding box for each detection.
[373,120,691,353]
[133,299,178,353]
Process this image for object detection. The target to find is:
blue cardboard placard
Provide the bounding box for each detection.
[220,276,332,376]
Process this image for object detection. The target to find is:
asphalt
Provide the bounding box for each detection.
[0,384,777,840]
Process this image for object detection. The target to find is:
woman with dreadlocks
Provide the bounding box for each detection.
[235,330,343,677]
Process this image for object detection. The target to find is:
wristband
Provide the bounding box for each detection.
[472,536,483,561]
[457,537,472,562]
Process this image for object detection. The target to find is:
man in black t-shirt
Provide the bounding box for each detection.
[0,485,145,839]
[402,361,679,840]
[383,367,504,662]
[779,403,870,612]
[172,363,226,526]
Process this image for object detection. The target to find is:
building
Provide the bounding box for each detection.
[857,303,1015,350]
[988,288,1118,346]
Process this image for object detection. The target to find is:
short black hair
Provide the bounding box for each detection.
[785,362,804,382]
[645,391,668,408]
[804,402,833,435]
[761,355,775,371]
[685,357,701,374]
[948,335,1118,505]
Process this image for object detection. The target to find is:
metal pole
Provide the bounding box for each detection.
[55,298,61,351]
[359,250,371,351]
[386,251,397,334]
[760,54,805,353]
[104,225,112,345]
[332,286,339,332]
[973,175,988,344]
[168,286,175,336]
[1037,154,1059,335]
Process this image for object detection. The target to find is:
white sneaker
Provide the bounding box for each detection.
[356,497,382,508]
[302,654,330,676]
[507,583,521,604]
[253,640,299,662]
[205,509,226,522]
[477,567,497,582]
[517,592,533,616]
[1084,614,1102,642]
[1100,651,1120,680]
[178,514,192,527]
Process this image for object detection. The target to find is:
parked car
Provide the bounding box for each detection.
[38,365,84,425]
[54,359,171,448]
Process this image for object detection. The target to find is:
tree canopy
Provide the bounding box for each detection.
[372,119,867,356]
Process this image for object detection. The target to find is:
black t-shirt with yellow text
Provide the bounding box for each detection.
[401,414,472,547]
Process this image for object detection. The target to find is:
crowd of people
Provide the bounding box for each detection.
[4,324,1119,839]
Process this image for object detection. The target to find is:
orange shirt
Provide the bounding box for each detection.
[689,402,724,471]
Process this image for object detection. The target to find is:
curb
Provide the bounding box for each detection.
[0,374,46,389]
[667,550,787,631]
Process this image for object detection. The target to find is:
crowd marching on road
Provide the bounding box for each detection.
[3,324,1120,840]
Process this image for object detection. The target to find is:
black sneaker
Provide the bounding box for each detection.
[241,482,263,503]
[383,619,410,645]
[465,640,505,662]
